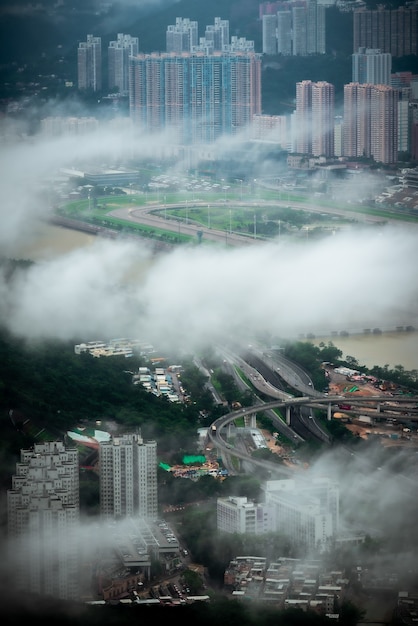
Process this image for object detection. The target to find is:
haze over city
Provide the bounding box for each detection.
[1,118,418,352]
[1,0,418,622]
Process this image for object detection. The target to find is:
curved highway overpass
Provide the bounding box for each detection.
[207,393,418,476]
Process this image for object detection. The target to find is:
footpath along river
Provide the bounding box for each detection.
[13,222,418,372]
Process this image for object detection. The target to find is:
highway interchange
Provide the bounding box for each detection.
[206,346,418,477]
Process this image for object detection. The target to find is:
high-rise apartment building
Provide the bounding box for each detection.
[312,81,335,157]
[99,432,158,521]
[204,17,230,51]
[292,5,308,56]
[294,80,313,154]
[293,80,334,157]
[261,1,325,56]
[353,6,418,57]
[108,33,139,95]
[277,10,292,55]
[397,87,411,155]
[77,34,102,91]
[166,17,198,52]
[7,441,80,600]
[307,0,326,54]
[352,47,391,86]
[343,82,373,159]
[262,14,278,54]
[343,82,398,164]
[370,84,398,165]
[129,51,262,144]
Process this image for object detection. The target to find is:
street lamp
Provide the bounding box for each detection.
[229,209,232,235]
[207,204,211,229]
[253,213,257,239]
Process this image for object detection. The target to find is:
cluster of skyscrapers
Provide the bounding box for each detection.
[353,4,418,58]
[75,10,418,164]
[260,0,418,58]
[261,0,326,56]
[7,432,158,600]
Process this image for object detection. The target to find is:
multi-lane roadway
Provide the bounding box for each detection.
[209,346,418,475]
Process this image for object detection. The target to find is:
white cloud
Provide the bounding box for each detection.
[1,116,418,353]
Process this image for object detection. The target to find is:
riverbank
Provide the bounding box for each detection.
[307,328,418,371]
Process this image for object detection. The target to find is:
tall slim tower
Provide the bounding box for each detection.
[99,432,158,521]
[294,80,313,154]
[277,11,292,55]
[108,33,139,95]
[292,6,307,56]
[307,0,326,55]
[77,34,102,91]
[312,81,335,157]
[262,14,278,55]
[370,84,398,165]
[397,87,411,154]
[7,441,80,600]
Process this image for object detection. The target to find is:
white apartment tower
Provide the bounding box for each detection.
[7,441,80,600]
[307,0,326,54]
[166,17,198,52]
[292,6,308,56]
[262,14,278,55]
[263,477,339,553]
[77,34,102,91]
[99,432,158,521]
[277,11,292,55]
[205,17,230,51]
[108,33,139,95]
